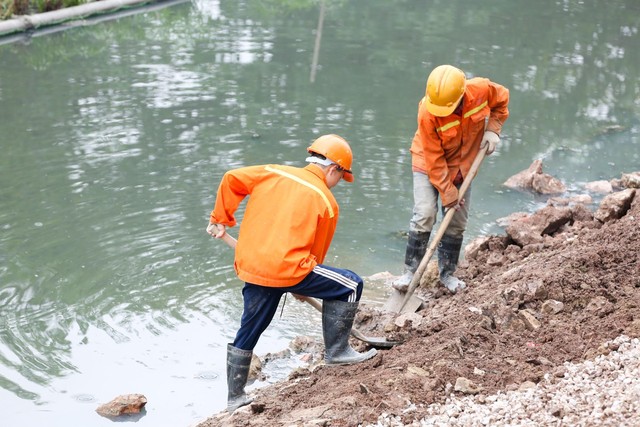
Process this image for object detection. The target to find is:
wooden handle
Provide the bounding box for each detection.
[220,231,237,249]
[299,295,323,312]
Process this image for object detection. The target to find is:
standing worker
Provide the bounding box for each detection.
[392,65,509,293]
[207,134,377,412]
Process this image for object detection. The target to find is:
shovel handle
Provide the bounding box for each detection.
[396,146,488,312]
[216,228,238,249]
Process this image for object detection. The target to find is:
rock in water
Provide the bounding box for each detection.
[96,393,147,418]
[504,159,566,194]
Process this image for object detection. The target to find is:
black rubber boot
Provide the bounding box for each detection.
[437,234,466,293]
[392,231,431,291]
[322,300,377,365]
[226,343,253,412]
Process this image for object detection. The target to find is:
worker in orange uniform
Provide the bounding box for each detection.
[206,134,377,412]
[393,65,510,294]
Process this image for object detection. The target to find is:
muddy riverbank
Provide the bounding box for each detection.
[196,176,639,427]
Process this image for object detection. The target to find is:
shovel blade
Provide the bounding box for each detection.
[350,328,402,348]
[382,289,423,313]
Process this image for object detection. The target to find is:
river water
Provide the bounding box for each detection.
[0,0,638,425]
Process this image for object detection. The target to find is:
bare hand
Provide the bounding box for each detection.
[206,223,226,238]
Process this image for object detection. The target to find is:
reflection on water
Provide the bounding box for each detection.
[0,0,638,425]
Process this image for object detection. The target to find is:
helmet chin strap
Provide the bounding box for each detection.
[305,156,335,167]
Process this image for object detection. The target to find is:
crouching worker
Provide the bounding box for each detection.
[206,134,377,412]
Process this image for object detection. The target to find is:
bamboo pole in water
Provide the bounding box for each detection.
[309,0,326,83]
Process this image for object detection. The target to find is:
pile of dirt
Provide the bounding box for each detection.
[197,188,639,427]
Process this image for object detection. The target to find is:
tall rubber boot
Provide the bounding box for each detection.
[392,231,430,292]
[322,300,377,365]
[226,343,253,412]
[437,234,466,293]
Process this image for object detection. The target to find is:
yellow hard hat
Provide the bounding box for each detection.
[424,65,466,117]
[306,134,354,183]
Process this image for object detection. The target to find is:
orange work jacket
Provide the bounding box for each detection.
[410,77,510,206]
[210,164,339,287]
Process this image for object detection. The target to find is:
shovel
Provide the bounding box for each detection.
[385,147,488,313]
[214,231,401,348]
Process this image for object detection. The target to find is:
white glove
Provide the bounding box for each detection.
[481,131,500,155]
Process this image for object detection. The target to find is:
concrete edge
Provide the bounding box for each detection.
[0,0,162,37]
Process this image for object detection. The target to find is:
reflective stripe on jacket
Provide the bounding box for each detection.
[210,164,338,287]
[410,77,510,206]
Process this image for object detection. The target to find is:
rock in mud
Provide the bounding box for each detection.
[594,188,636,222]
[621,171,640,188]
[454,377,483,394]
[504,205,572,246]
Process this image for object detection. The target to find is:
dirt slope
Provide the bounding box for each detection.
[198,190,639,427]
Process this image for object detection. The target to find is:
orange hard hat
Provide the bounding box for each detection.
[306,134,354,183]
[424,65,466,117]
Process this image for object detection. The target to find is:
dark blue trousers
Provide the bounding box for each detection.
[232,264,363,351]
